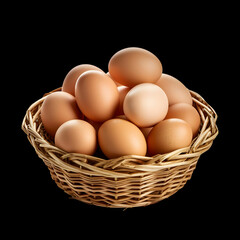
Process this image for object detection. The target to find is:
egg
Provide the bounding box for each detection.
[62,64,104,96]
[106,72,122,86]
[165,103,201,137]
[123,83,168,128]
[98,118,147,159]
[115,86,130,116]
[75,70,120,122]
[139,127,153,139]
[86,118,102,131]
[41,92,82,137]
[115,115,128,120]
[55,119,97,155]
[156,73,192,106]
[108,47,162,87]
[147,118,193,155]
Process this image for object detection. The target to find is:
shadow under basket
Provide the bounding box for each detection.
[22,88,218,208]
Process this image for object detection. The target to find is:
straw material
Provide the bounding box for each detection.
[22,88,218,208]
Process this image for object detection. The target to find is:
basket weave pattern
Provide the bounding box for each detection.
[22,89,218,208]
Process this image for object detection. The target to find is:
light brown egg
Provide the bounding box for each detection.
[106,72,122,86]
[156,73,192,106]
[86,118,102,132]
[123,83,168,127]
[98,118,147,159]
[62,64,103,96]
[108,47,162,87]
[75,70,120,122]
[139,127,153,139]
[115,115,153,139]
[41,92,82,137]
[165,103,201,137]
[55,119,97,155]
[115,115,128,120]
[115,86,130,116]
[147,118,193,155]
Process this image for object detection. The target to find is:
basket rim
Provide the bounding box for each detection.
[21,88,218,177]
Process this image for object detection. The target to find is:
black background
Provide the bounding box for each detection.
[9,4,235,237]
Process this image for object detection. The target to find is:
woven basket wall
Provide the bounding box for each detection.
[22,88,218,208]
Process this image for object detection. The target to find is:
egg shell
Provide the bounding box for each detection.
[115,86,130,116]
[75,70,120,122]
[115,115,153,139]
[106,72,122,86]
[41,92,82,137]
[86,118,102,132]
[139,127,153,139]
[165,103,201,137]
[55,119,97,155]
[98,118,147,159]
[108,47,162,87]
[123,83,169,128]
[62,64,103,96]
[147,118,193,155]
[156,73,192,106]
[115,115,128,120]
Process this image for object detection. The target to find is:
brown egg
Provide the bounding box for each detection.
[115,86,130,116]
[147,118,193,155]
[55,119,97,155]
[62,64,104,96]
[165,103,201,137]
[106,72,122,86]
[98,118,147,159]
[123,83,168,127]
[86,118,102,132]
[139,127,153,139]
[75,70,120,122]
[41,92,82,137]
[108,47,162,87]
[115,117,153,140]
[115,115,128,120]
[156,73,192,106]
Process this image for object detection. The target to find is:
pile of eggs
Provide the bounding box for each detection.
[41,47,201,159]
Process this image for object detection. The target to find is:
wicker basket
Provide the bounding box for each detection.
[22,88,218,208]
